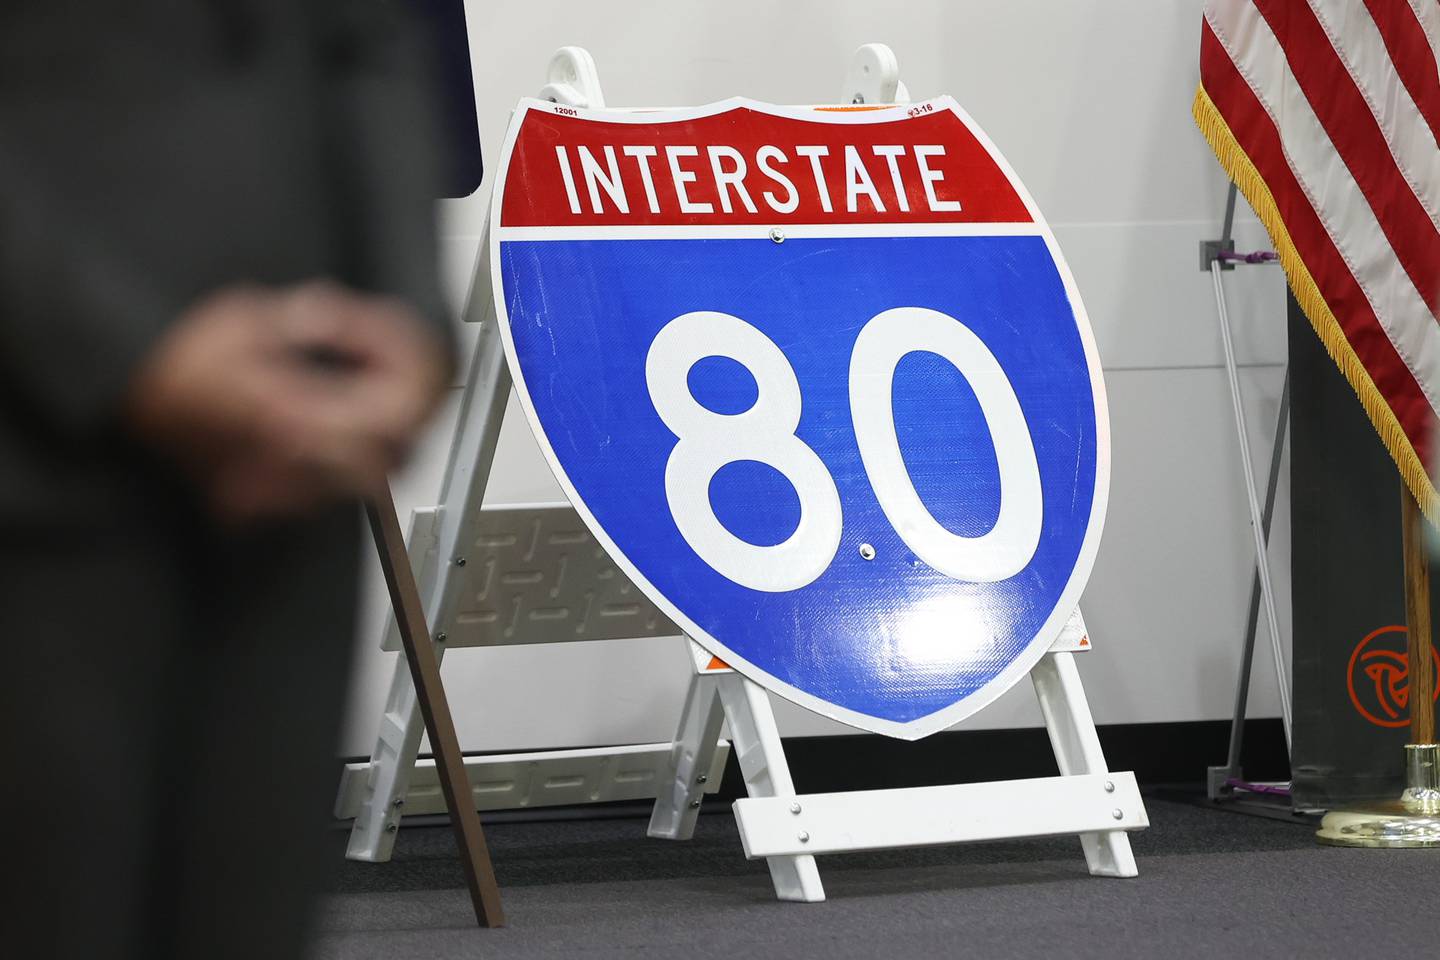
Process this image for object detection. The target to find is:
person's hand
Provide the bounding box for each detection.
[126,281,449,523]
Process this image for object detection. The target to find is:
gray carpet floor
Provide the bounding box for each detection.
[314,795,1437,958]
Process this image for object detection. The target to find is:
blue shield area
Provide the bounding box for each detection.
[500,235,1096,726]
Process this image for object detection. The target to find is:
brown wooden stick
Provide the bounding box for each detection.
[1401,485,1436,745]
[366,487,506,928]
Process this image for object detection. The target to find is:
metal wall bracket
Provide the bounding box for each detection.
[1201,238,1237,271]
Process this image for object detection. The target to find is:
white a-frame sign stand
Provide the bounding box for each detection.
[338,44,1146,903]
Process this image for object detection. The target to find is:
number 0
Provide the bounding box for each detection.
[849,307,1042,582]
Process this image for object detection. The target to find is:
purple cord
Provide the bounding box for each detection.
[1225,777,1292,797]
[1218,249,1279,265]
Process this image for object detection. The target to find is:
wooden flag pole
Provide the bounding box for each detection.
[1401,487,1436,746]
[365,486,506,926]
[1317,483,1440,846]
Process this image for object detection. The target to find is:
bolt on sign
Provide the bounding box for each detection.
[490,97,1108,738]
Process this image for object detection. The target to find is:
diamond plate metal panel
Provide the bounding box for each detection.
[385,503,679,650]
[334,741,729,819]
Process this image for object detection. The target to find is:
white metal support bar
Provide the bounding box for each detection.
[734,772,1145,857]
[648,642,728,840]
[1199,182,1291,796]
[717,673,826,902]
[1211,259,1293,749]
[1030,651,1138,876]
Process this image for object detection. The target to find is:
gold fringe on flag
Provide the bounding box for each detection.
[1192,84,1440,524]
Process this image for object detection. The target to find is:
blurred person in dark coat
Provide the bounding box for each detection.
[0,2,455,957]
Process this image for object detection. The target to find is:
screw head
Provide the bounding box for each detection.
[696,774,708,784]
[1111,808,1124,820]
[688,800,702,809]
[454,556,467,567]
[789,801,802,814]
[435,632,447,643]
[1104,780,1115,793]
[798,831,810,843]
[852,94,866,104]
[385,822,399,833]
[392,798,405,808]
[768,226,785,243]
[859,543,876,561]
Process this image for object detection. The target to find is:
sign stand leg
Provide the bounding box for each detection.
[718,674,826,901]
[346,238,512,863]
[649,644,823,900]
[715,619,1145,900]
[365,488,505,926]
[648,653,726,840]
[1030,650,1138,877]
[654,612,1136,889]
[344,617,438,862]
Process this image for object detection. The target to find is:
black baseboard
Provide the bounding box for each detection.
[710,718,1288,802]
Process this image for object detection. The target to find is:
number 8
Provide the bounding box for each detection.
[646,311,843,592]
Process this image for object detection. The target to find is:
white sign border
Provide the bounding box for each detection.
[488,95,1110,741]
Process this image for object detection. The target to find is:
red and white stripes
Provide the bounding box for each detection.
[1197,0,1440,514]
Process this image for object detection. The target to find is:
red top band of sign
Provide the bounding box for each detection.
[499,102,1033,228]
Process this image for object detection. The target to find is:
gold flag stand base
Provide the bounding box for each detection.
[1316,744,1440,848]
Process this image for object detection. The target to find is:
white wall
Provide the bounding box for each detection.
[339,0,1291,756]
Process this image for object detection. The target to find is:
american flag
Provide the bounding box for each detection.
[1196,1,1440,516]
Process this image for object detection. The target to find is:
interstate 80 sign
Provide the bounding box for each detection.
[490,96,1108,739]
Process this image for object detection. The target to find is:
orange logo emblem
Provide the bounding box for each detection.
[1346,625,1440,728]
